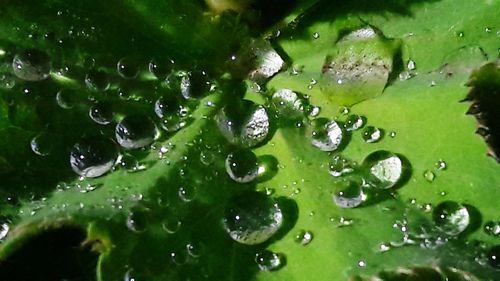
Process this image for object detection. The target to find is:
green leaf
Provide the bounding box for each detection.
[0,0,499,280]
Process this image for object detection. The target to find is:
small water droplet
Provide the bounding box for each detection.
[312,32,320,39]
[344,114,365,131]
[255,250,285,271]
[333,180,366,208]
[70,137,118,178]
[407,60,416,70]
[487,245,500,269]
[389,131,397,138]
[271,89,305,121]
[0,221,9,241]
[85,69,110,91]
[432,201,470,236]
[423,170,435,182]
[148,58,174,79]
[484,221,500,237]
[457,31,465,38]
[12,49,51,81]
[117,57,139,79]
[435,159,447,170]
[162,217,181,234]
[178,185,195,202]
[116,115,157,149]
[225,149,259,183]
[200,150,215,166]
[309,106,321,117]
[294,230,313,246]
[357,260,367,268]
[124,269,138,281]
[364,150,404,189]
[223,191,283,245]
[89,103,113,125]
[126,209,149,233]
[310,118,343,151]
[154,96,180,119]
[378,243,391,252]
[186,241,203,258]
[170,250,188,265]
[31,133,54,156]
[56,89,77,109]
[485,27,492,33]
[362,126,383,143]
[328,155,354,177]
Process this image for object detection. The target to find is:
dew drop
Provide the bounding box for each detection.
[484,221,500,237]
[31,133,54,156]
[328,155,354,177]
[70,137,118,178]
[310,118,343,151]
[364,150,404,189]
[435,159,447,170]
[487,245,500,269]
[148,58,174,79]
[116,115,157,149]
[333,180,366,208]
[170,250,188,265]
[432,201,470,236]
[154,96,180,119]
[294,230,313,246]
[0,221,9,241]
[200,150,215,166]
[126,209,148,233]
[56,89,77,109]
[362,126,383,143]
[85,69,110,91]
[255,250,285,271]
[162,217,181,234]
[312,32,320,39]
[423,170,435,182]
[225,149,259,183]
[407,60,416,71]
[344,114,365,131]
[223,191,283,245]
[271,89,305,121]
[12,49,51,81]
[117,57,139,79]
[178,186,196,202]
[186,241,203,258]
[124,269,137,281]
[89,103,113,125]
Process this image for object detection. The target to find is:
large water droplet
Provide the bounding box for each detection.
[223,191,283,245]
[271,89,305,121]
[364,150,404,189]
[70,137,118,178]
[116,115,157,149]
[255,250,285,271]
[310,118,343,151]
[432,201,470,236]
[215,100,270,148]
[12,49,51,81]
[225,149,259,183]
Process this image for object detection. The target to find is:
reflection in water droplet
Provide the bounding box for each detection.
[484,221,500,237]
[328,155,354,177]
[31,133,54,156]
[12,49,51,81]
[70,137,118,178]
[423,170,435,182]
[223,191,283,245]
[433,201,470,236]
[311,118,343,151]
[225,149,259,183]
[295,230,313,246]
[116,115,157,149]
[271,89,305,121]
[255,250,285,271]
[362,126,383,143]
[364,151,403,189]
[344,114,365,131]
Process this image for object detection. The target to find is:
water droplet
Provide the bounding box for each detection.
[31,133,54,156]
[484,221,500,237]
[154,96,180,119]
[362,126,383,143]
[344,114,365,131]
[255,250,284,271]
[435,159,447,170]
[225,149,259,183]
[457,31,465,37]
[487,245,500,269]
[85,69,110,91]
[89,103,113,125]
[215,100,270,148]
[186,241,203,258]
[407,60,416,70]
[124,269,138,281]
[432,201,470,236]
[364,150,404,189]
[170,250,188,265]
[117,57,139,79]
[70,137,118,178]
[0,221,9,241]
[148,58,174,79]
[12,49,51,81]
[309,106,321,117]
[328,155,354,177]
[333,180,366,208]
[357,260,367,268]
[223,191,283,245]
[200,150,215,166]
[271,89,305,121]
[116,115,157,149]
[162,217,181,234]
[423,170,435,182]
[177,70,210,100]
[378,243,391,252]
[294,230,313,245]
[0,74,15,89]
[56,89,77,109]
[126,209,148,233]
[178,186,195,202]
[310,118,343,151]
[389,131,397,138]
[312,32,320,39]
[245,39,284,84]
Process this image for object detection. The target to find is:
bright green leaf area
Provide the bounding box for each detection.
[0,0,499,280]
